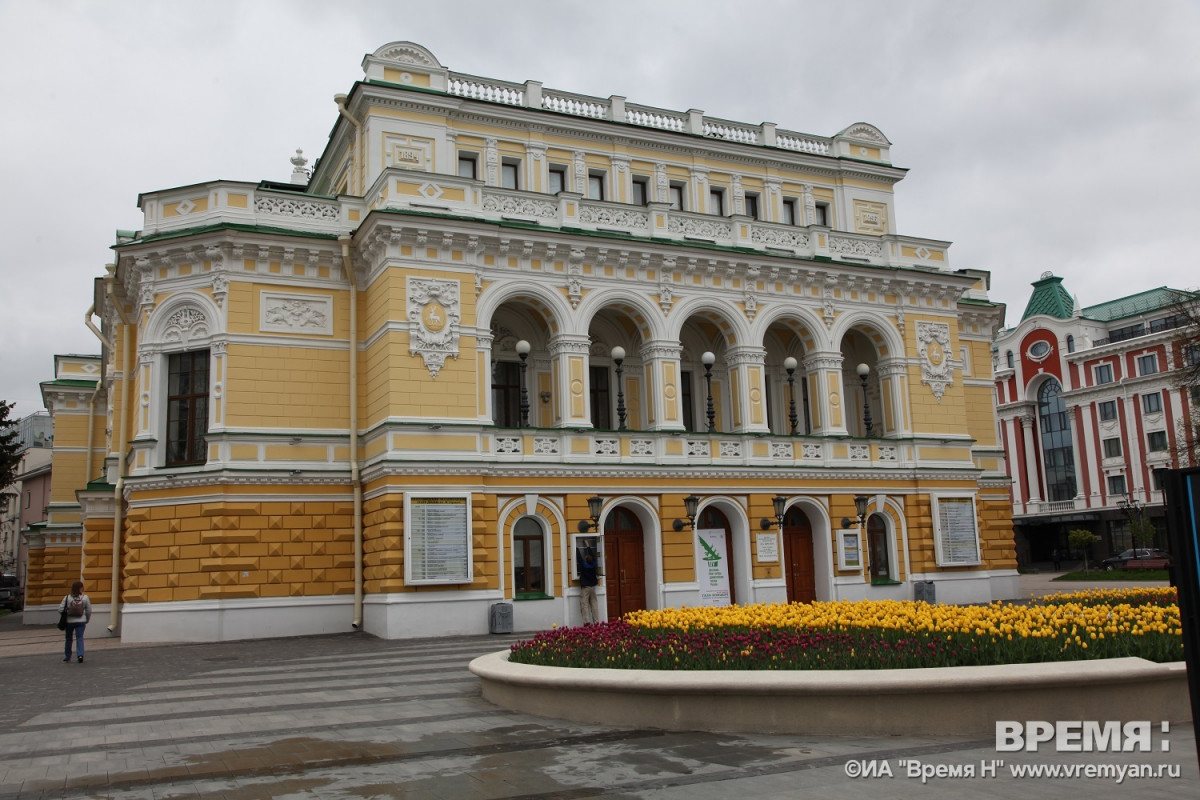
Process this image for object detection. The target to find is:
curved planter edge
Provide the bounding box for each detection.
[469,651,1190,736]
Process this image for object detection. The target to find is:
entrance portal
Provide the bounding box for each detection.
[782,506,816,603]
[603,507,646,619]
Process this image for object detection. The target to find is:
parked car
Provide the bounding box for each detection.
[1100,548,1171,571]
[0,574,21,611]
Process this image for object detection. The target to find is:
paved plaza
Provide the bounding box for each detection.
[0,574,1194,799]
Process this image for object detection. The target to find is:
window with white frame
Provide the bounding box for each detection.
[1147,430,1168,452]
[1095,363,1114,384]
[1098,400,1117,421]
[513,516,548,597]
[457,152,478,180]
[709,187,725,215]
[587,170,605,201]
[668,182,686,210]
[1107,474,1127,497]
[933,496,981,566]
[548,165,567,195]
[743,192,760,220]
[501,158,520,190]
[166,350,210,466]
[1142,392,1162,414]
[813,201,830,226]
[1137,353,1158,376]
[631,176,649,206]
[781,197,798,225]
[1102,438,1122,458]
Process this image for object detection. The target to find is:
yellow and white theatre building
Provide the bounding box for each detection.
[24,42,1017,642]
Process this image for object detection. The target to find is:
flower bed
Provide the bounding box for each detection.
[508,588,1181,670]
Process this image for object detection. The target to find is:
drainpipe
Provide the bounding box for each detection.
[341,236,364,628]
[334,94,363,195]
[81,304,111,581]
[83,304,112,492]
[104,265,134,634]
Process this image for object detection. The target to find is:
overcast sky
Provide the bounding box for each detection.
[2,0,1198,417]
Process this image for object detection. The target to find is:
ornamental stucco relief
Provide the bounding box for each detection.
[407,277,461,377]
[916,320,953,401]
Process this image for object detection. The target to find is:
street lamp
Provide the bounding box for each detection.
[612,346,627,431]
[702,351,716,432]
[783,357,798,435]
[856,362,873,438]
[673,494,701,531]
[515,339,531,428]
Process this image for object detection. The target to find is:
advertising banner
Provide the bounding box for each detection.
[695,528,731,606]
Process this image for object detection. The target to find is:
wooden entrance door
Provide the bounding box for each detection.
[603,507,646,620]
[782,506,816,603]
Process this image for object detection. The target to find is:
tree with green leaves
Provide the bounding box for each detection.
[0,401,23,493]
[1068,528,1101,572]
[1129,515,1157,551]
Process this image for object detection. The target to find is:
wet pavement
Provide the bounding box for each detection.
[0,573,1194,799]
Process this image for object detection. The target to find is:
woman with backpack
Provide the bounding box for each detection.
[59,581,91,663]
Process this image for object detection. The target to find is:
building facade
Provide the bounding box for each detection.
[28,42,1015,641]
[994,273,1197,564]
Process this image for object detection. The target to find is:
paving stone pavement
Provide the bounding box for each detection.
[0,577,1195,799]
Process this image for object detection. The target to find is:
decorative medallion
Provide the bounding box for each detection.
[916,320,953,401]
[407,277,461,377]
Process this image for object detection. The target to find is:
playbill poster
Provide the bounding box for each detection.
[695,528,730,606]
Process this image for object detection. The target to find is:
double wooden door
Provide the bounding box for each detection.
[782,507,816,603]
[603,507,646,620]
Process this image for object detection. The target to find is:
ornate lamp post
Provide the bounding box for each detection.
[784,356,798,434]
[516,339,531,428]
[856,362,873,438]
[611,346,627,431]
[702,351,716,432]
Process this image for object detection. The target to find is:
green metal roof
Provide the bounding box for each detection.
[1020,274,1075,321]
[1081,287,1193,322]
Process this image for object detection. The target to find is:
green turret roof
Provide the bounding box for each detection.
[1020,274,1075,321]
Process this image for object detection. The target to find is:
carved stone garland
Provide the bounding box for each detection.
[407,277,461,378]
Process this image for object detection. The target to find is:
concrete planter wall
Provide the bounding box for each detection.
[470,652,1189,736]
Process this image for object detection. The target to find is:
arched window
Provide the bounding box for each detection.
[1038,379,1076,501]
[867,513,893,583]
[1006,350,1014,369]
[513,517,547,597]
[1066,335,1075,353]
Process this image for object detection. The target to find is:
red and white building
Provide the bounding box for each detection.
[994,273,1198,564]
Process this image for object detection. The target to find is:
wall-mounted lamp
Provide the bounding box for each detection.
[576,495,605,532]
[516,339,531,428]
[841,494,869,529]
[673,494,701,531]
[760,494,787,531]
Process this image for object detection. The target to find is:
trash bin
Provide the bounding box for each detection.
[913,580,935,604]
[489,602,513,634]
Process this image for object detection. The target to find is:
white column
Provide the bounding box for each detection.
[1019,414,1042,504]
[804,352,847,435]
[548,334,592,428]
[727,345,769,433]
[640,341,685,431]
